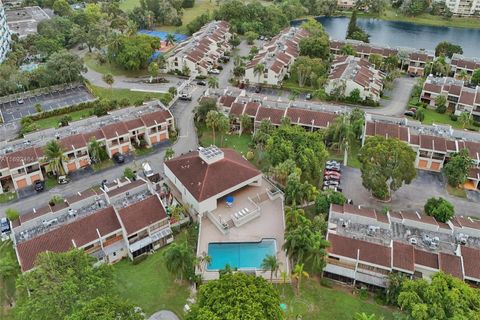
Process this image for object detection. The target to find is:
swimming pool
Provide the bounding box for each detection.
[207,239,277,271]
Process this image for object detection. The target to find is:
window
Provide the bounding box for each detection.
[113,252,117,257]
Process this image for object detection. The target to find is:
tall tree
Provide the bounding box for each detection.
[459,111,472,128]
[261,255,282,283]
[292,263,309,295]
[471,69,480,85]
[307,238,330,276]
[326,114,356,165]
[443,148,474,187]
[186,272,282,320]
[358,136,416,200]
[424,197,454,223]
[207,76,219,89]
[435,41,463,58]
[15,250,114,320]
[164,147,175,161]
[148,62,159,82]
[163,241,194,282]
[166,33,176,46]
[206,110,222,145]
[253,63,265,85]
[66,296,143,320]
[88,138,105,164]
[44,140,67,177]
[102,73,114,93]
[239,114,252,135]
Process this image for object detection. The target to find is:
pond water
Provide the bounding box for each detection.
[292,16,480,57]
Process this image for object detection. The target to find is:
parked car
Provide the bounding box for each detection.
[197,80,207,86]
[34,180,45,192]
[324,175,340,181]
[17,98,24,104]
[1,218,10,234]
[325,165,341,172]
[179,93,192,101]
[326,160,339,166]
[208,69,220,74]
[113,153,125,164]
[323,180,339,186]
[254,87,261,93]
[324,170,341,178]
[306,93,312,100]
[57,175,69,184]
[142,161,154,178]
[404,110,415,117]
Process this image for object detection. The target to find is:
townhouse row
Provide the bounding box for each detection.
[421,75,480,120]
[244,27,309,86]
[0,108,174,193]
[325,204,480,288]
[166,20,231,76]
[330,39,435,77]
[325,55,385,102]
[13,178,174,272]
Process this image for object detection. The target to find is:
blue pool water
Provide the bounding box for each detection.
[207,239,276,271]
[138,30,189,42]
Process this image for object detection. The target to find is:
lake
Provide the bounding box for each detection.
[292,16,480,57]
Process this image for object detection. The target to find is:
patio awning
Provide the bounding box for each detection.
[129,227,173,252]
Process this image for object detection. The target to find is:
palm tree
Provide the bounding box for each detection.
[164,147,175,161]
[253,63,265,86]
[397,49,409,71]
[207,76,219,89]
[88,138,104,164]
[44,140,67,177]
[166,33,176,46]
[239,114,251,135]
[169,204,187,222]
[217,114,230,147]
[457,69,469,81]
[125,20,138,36]
[102,73,114,95]
[196,251,212,273]
[354,312,383,320]
[206,110,221,145]
[148,62,159,83]
[307,238,330,276]
[261,254,282,282]
[328,115,355,166]
[280,271,288,296]
[292,263,309,295]
[163,241,193,282]
[459,111,472,128]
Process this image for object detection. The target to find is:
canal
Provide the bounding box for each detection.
[292,16,480,57]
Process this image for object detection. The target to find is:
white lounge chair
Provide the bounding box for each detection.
[244,208,250,213]
[234,213,240,219]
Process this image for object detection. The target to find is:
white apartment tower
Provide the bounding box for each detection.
[437,0,480,16]
[0,0,11,63]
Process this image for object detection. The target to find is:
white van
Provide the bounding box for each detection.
[142,162,154,178]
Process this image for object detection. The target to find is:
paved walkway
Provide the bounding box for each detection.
[378,76,417,116]
[148,310,180,320]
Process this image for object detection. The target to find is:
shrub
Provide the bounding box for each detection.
[5,208,20,221]
[450,113,458,121]
[124,167,135,180]
[246,150,255,160]
[424,197,454,222]
[320,278,332,288]
[436,104,447,114]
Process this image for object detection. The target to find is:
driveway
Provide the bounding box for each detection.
[341,166,480,218]
[377,76,417,116]
[148,310,180,320]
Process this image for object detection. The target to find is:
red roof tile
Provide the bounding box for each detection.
[164,149,260,202]
[461,246,480,280]
[438,252,463,279]
[140,109,172,128]
[118,195,167,235]
[393,241,415,272]
[123,118,145,131]
[101,122,129,140]
[414,248,439,269]
[255,106,286,125]
[59,134,87,152]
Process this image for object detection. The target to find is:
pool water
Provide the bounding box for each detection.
[207,239,276,271]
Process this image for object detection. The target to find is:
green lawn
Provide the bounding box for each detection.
[355,8,480,29]
[328,143,361,169]
[112,231,190,317]
[446,184,467,198]
[134,147,155,157]
[90,85,171,105]
[92,160,114,172]
[35,108,94,130]
[0,241,19,319]
[45,176,58,190]
[198,124,252,156]
[84,54,148,77]
[278,280,396,320]
[0,192,17,204]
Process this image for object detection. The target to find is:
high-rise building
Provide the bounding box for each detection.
[0,0,11,63]
[436,0,480,16]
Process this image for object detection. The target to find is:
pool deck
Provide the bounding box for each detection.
[197,178,289,281]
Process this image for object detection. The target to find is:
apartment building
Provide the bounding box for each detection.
[0,106,174,194]
[244,27,309,86]
[325,204,480,287]
[0,0,11,63]
[211,91,338,133]
[13,178,173,272]
[325,56,384,102]
[450,54,480,78]
[434,0,480,16]
[337,0,356,8]
[330,40,434,77]
[166,21,231,76]
[363,118,480,190]
[420,75,480,119]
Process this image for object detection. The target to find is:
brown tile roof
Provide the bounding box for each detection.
[219,95,236,108]
[285,108,337,128]
[327,232,391,268]
[255,106,286,125]
[140,110,172,128]
[393,241,415,272]
[20,205,53,224]
[118,195,167,235]
[459,90,476,106]
[101,122,129,140]
[414,248,439,269]
[451,216,480,230]
[229,102,245,116]
[3,147,41,169]
[449,85,462,96]
[59,134,87,152]
[123,118,145,131]
[365,122,409,142]
[419,135,447,152]
[16,206,121,272]
[400,211,438,226]
[83,129,105,142]
[164,149,260,202]
[65,189,98,205]
[438,252,463,279]
[461,246,480,280]
[106,179,146,198]
[244,102,260,117]
[423,83,442,94]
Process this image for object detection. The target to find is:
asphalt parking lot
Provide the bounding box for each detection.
[244,86,310,100]
[340,166,480,218]
[0,86,95,123]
